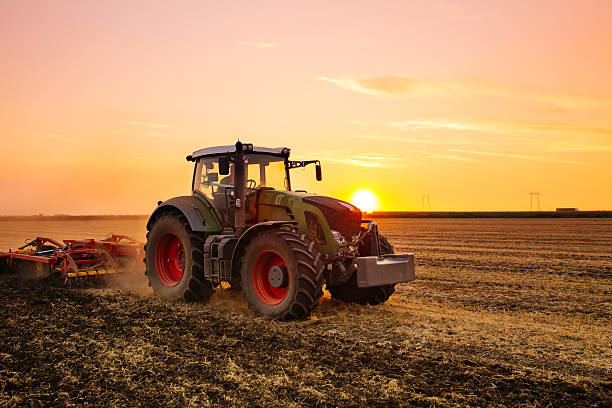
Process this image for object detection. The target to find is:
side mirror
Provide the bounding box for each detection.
[219,157,230,175]
[315,163,322,181]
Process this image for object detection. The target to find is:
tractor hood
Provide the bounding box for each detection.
[302,195,362,239]
[256,190,363,240]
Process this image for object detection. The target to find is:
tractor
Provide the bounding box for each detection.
[144,142,415,320]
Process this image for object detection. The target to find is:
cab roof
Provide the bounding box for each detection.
[188,145,290,161]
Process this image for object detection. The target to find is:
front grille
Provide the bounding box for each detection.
[327,210,361,240]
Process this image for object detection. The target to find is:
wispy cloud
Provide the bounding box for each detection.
[112,122,174,139]
[388,120,480,131]
[449,149,592,166]
[239,41,280,48]
[354,154,402,161]
[318,75,433,98]
[405,148,484,163]
[326,158,383,167]
[436,0,462,11]
[355,118,612,140]
[145,132,172,139]
[114,122,174,129]
[1,129,81,143]
[316,151,406,168]
[351,120,612,153]
[548,142,612,152]
[436,0,481,21]
[318,75,612,111]
[352,134,479,145]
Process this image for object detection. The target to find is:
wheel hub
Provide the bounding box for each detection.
[267,265,287,288]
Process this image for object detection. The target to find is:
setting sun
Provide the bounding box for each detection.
[350,189,380,213]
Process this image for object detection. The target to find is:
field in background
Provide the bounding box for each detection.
[0,217,148,250]
[1,218,610,406]
[371,210,612,218]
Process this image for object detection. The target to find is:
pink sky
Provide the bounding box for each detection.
[1,0,611,214]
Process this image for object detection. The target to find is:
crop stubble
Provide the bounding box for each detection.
[0,218,610,407]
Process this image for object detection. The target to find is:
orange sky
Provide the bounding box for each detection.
[1,0,611,214]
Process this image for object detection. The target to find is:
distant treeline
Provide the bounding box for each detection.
[369,211,612,218]
[0,215,149,221]
[1,211,611,221]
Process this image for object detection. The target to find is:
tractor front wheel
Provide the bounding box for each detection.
[240,229,324,320]
[145,213,213,302]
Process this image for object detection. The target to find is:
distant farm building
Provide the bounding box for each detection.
[556,208,578,212]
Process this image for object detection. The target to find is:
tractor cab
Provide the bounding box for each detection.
[188,144,321,229]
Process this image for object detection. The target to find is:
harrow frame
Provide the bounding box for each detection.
[0,234,143,285]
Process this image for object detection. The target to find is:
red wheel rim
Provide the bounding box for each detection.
[252,251,288,305]
[155,232,185,286]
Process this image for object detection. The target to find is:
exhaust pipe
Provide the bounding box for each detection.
[234,141,246,236]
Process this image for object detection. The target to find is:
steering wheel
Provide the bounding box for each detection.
[246,179,257,189]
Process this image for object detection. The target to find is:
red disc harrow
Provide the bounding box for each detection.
[0,234,143,286]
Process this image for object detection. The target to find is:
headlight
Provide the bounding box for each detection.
[331,230,347,246]
[305,212,326,245]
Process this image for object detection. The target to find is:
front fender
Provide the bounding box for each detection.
[231,221,297,275]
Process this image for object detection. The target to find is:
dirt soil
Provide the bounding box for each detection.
[0,218,610,407]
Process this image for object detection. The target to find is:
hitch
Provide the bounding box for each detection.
[371,222,383,260]
[355,222,383,259]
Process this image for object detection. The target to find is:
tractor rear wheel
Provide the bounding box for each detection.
[327,233,396,305]
[145,213,213,302]
[240,229,324,320]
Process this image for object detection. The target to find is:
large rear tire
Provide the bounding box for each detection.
[145,213,214,302]
[240,229,324,320]
[327,233,396,305]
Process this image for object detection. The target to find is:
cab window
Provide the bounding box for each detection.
[194,158,233,202]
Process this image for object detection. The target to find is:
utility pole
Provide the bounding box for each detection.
[529,192,541,211]
[421,195,431,211]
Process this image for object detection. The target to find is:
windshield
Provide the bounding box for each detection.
[245,154,288,190]
[193,154,289,199]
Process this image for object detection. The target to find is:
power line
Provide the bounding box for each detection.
[421,195,431,211]
[529,192,541,211]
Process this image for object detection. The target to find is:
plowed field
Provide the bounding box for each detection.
[1,218,610,407]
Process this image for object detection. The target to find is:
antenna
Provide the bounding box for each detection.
[529,192,541,211]
[421,195,431,211]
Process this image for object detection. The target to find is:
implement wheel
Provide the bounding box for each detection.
[145,213,213,302]
[0,259,11,274]
[240,229,324,320]
[327,234,396,305]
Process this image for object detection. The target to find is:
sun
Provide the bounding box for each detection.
[350,189,380,213]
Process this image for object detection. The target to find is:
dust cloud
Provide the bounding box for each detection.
[102,261,153,296]
[208,283,250,313]
[0,260,52,282]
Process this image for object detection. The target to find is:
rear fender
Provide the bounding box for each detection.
[147,196,222,232]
